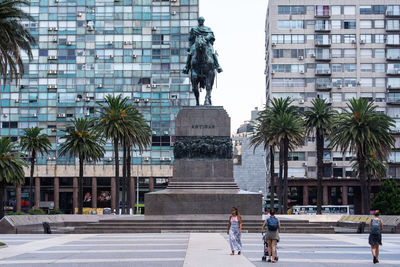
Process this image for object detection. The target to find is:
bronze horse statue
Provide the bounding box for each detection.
[189,35,216,106]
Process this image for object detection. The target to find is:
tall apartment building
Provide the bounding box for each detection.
[265,1,400,213]
[0,0,199,214]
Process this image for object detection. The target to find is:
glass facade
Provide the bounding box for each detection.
[1,0,199,167]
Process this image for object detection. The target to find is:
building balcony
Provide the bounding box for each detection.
[387,69,400,75]
[386,10,400,17]
[315,69,331,76]
[386,27,400,32]
[315,11,330,18]
[386,41,400,47]
[387,97,400,104]
[389,128,400,135]
[315,40,331,47]
[315,54,331,61]
[315,25,331,32]
[387,55,400,61]
[315,82,332,90]
[387,85,400,90]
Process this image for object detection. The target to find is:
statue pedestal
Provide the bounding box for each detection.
[145,106,262,216]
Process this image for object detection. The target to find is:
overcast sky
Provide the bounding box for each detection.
[199,0,268,133]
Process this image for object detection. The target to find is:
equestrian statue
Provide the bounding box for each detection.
[183,17,223,106]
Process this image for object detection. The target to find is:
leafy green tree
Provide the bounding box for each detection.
[371,179,400,215]
[0,0,36,84]
[0,137,27,219]
[330,98,395,214]
[95,95,150,213]
[304,98,336,214]
[20,127,51,209]
[58,118,105,214]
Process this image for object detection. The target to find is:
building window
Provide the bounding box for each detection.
[360,34,372,43]
[331,20,341,29]
[387,6,400,16]
[343,49,356,58]
[360,64,372,72]
[344,79,357,88]
[331,35,341,44]
[387,20,400,31]
[360,6,372,15]
[343,20,356,29]
[374,49,385,59]
[344,63,356,72]
[331,6,341,15]
[278,6,305,15]
[360,20,372,29]
[315,5,330,17]
[360,49,372,59]
[374,64,385,73]
[374,34,385,44]
[374,20,385,29]
[375,93,385,102]
[278,20,304,29]
[372,5,385,14]
[343,6,355,15]
[360,78,373,87]
[332,64,342,72]
[343,34,356,44]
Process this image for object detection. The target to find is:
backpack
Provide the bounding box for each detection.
[370,219,381,234]
[267,217,279,231]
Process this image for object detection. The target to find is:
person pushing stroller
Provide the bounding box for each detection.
[262,210,280,263]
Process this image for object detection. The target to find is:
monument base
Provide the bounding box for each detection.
[145,190,261,215]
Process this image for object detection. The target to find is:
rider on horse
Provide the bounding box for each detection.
[182,17,223,74]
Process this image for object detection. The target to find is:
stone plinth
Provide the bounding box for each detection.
[145,106,262,216]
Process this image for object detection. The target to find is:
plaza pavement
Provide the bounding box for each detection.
[0,233,399,266]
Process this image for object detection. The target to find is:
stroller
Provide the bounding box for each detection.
[261,233,279,262]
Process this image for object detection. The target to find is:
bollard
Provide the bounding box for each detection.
[42,222,52,234]
[357,222,366,234]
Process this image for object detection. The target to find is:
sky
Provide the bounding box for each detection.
[199,0,268,133]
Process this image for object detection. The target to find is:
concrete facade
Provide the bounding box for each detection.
[265,0,400,212]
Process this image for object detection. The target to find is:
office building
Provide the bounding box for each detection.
[1,0,199,213]
[265,1,400,213]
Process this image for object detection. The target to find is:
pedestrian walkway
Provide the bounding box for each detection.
[0,233,399,266]
[183,233,254,267]
[238,233,400,267]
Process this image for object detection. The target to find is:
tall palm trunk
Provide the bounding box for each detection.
[122,142,127,214]
[316,129,324,215]
[0,180,5,219]
[283,137,289,214]
[113,137,119,213]
[278,141,284,214]
[78,157,84,214]
[127,146,132,212]
[367,174,372,213]
[269,146,275,212]
[29,150,36,209]
[358,153,369,215]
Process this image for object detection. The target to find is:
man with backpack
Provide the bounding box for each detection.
[369,210,384,264]
[262,210,281,263]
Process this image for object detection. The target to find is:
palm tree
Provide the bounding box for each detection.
[95,95,151,213]
[269,112,305,214]
[0,0,36,85]
[20,127,51,209]
[58,118,105,214]
[250,105,278,212]
[266,98,304,214]
[0,137,27,219]
[351,152,387,212]
[330,98,395,214]
[304,98,336,214]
